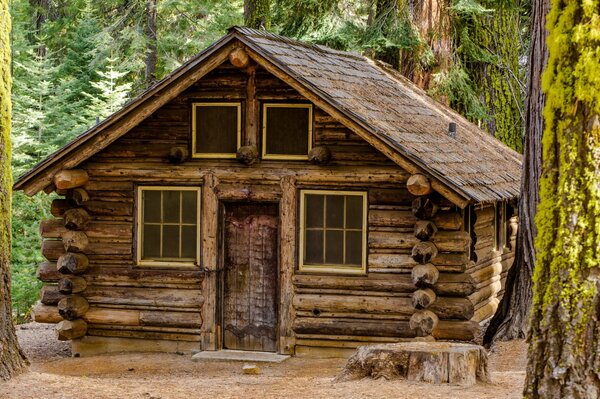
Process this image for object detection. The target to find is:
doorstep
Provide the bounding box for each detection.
[191,350,290,363]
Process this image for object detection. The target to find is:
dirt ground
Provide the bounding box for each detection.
[0,323,527,399]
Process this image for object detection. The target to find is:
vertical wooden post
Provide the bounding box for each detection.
[200,174,219,350]
[245,65,258,148]
[278,175,297,354]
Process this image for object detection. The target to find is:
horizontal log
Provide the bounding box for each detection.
[84,268,204,287]
[58,276,87,294]
[435,273,476,296]
[432,231,470,252]
[369,231,418,249]
[36,261,64,282]
[368,188,411,205]
[83,286,204,308]
[429,297,474,320]
[368,210,415,228]
[84,201,133,217]
[57,253,89,274]
[470,261,503,284]
[468,280,502,306]
[40,285,66,305]
[64,208,91,230]
[293,274,414,293]
[53,169,89,190]
[40,219,132,239]
[433,320,480,341]
[32,302,62,324]
[66,188,89,206]
[56,319,87,340]
[432,212,463,230]
[368,252,467,274]
[293,317,414,338]
[86,328,201,342]
[214,183,281,202]
[83,307,202,328]
[472,298,499,323]
[58,295,90,320]
[293,294,412,315]
[406,174,432,196]
[62,230,89,252]
[46,240,131,261]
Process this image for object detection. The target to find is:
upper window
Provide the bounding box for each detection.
[136,187,200,266]
[299,190,367,274]
[262,103,312,160]
[192,103,241,158]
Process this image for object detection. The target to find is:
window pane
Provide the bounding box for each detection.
[195,105,238,154]
[181,225,197,259]
[265,106,310,156]
[162,225,180,258]
[345,231,363,266]
[325,230,344,264]
[163,191,181,223]
[346,196,363,229]
[142,224,161,259]
[182,191,198,224]
[326,195,345,228]
[305,194,324,228]
[143,191,161,223]
[305,230,324,264]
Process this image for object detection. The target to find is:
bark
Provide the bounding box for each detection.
[145,0,157,85]
[244,0,271,30]
[0,0,28,380]
[483,0,549,347]
[29,0,49,56]
[524,1,600,397]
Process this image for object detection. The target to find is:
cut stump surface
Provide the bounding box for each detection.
[336,342,490,386]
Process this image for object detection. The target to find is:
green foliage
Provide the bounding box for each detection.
[430,63,488,120]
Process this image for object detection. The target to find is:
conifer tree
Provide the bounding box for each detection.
[245,0,271,29]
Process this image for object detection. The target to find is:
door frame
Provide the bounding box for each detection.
[216,200,281,352]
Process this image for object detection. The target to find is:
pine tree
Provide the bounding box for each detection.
[524,1,600,397]
[245,0,271,29]
[0,0,28,380]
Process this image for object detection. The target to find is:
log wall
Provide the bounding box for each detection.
[33,60,514,355]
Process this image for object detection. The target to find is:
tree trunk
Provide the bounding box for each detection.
[483,0,549,347]
[145,0,157,85]
[0,0,28,380]
[524,2,600,397]
[244,0,271,30]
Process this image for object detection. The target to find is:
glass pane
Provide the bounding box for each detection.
[195,105,238,154]
[325,230,344,264]
[163,191,181,223]
[346,195,364,229]
[326,195,344,228]
[345,231,363,266]
[265,106,310,156]
[305,194,324,228]
[142,224,161,259]
[304,230,323,264]
[163,225,180,258]
[143,191,161,223]
[181,225,197,259]
[182,191,198,224]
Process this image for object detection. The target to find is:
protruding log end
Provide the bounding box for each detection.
[409,310,439,337]
[412,288,437,310]
[53,169,89,190]
[407,174,432,196]
[168,146,189,164]
[51,199,71,217]
[40,285,64,306]
[57,253,89,275]
[58,276,87,295]
[37,261,62,282]
[32,302,62,324]
[58,295,90,320]
[62,230,89,253]
[412,197,439,220]
[56,319,87,341]
[411,242,438,264]
[414,220,437,241]
[63,208,91,230]
[67,188,89,206]
[229,47,250,68]
[308,146,332,165]
[236,145,259,165]
[411,263,440,287]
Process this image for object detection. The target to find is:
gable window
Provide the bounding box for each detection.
[299,190,367,274]
[262,103,312,160]
[136,187,200,266]
[192,103,241,158]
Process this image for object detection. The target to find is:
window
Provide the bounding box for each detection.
[136,187,200,266]
[299,190,367,274]
[262,103,312,160]
[192,103,241,158]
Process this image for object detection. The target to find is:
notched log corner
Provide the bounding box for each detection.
[308,146,332,165]
[236,145,259,165]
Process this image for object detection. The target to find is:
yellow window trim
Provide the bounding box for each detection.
[262,103,313,160]
[136,186,201,267]
[191,102,241,159]
[298,189,368,275]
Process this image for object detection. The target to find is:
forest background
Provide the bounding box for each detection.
[9,0,528,322]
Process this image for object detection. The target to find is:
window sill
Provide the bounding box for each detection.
[298,266,367,276]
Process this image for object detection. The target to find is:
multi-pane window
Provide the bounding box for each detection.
[192,103,241,158]
[262,103,312,160]
[299,191,367,274]
[137,187,200,266]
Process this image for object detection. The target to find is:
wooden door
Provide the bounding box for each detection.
[222,203,278,352]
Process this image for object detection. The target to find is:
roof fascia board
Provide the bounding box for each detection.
[15,35,238,196]
[235,34,471,208]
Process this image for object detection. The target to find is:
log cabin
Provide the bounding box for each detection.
[15,27,522,358]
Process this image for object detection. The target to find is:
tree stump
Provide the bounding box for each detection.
[336,342,490,386]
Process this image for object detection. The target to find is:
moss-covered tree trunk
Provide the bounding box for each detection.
[244,0,271,30]
[483,0,550,346]
[145,0,157,85]
[524,1,600,397]
[0,0,28,381]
